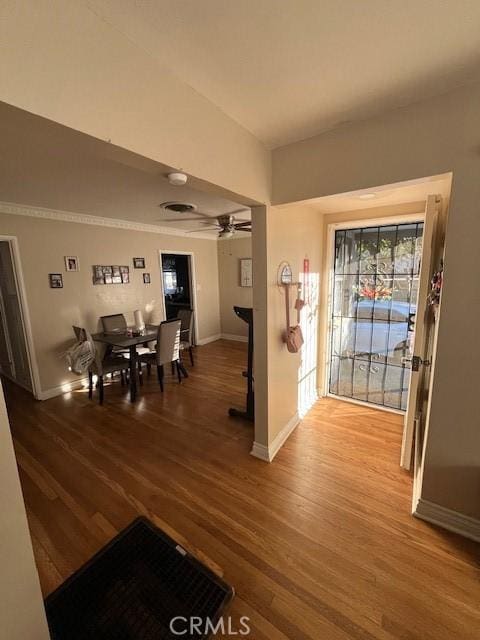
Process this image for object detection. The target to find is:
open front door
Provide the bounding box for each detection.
[400,195,439,470]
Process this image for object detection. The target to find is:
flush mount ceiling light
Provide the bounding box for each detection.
[358,193,376,200]
[167,171,188,186]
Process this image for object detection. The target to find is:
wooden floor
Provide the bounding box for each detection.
[4,340,480,639]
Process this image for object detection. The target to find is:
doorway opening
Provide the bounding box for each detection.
[0,238,36,394]
[327,221,423,411]
[159,251,198,343]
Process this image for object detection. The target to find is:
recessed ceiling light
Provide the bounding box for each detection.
[358,193,376,200]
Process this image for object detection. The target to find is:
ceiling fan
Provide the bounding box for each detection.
[158,202,251,238]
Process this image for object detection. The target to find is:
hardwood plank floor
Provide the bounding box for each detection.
[4,339,479,639]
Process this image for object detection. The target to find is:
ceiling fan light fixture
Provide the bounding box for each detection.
[167,171,188,186]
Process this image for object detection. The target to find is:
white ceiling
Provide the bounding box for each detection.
[306,174,452,214]
[84,0,480,148]
[0,102,250,236]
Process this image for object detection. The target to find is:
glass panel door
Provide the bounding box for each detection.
[329,222,423,410]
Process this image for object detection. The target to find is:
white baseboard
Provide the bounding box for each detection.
[220,333,248,343]
[414,498,480,543]
[196,334,222,346]
[250,441,270,462]
[251,413,300,463]
[37,376,89,400]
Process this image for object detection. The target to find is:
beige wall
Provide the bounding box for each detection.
[0,0,270,205]
[0,211,221,396]
[0,383,50,639]
[272,82,480,519]
[253,205,323,448]
[217,237,253,337]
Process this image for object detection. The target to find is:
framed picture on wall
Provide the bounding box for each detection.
[133,257,145,269]
[143,273,151,284]
[240,258,253,287]
[49,273,63,288]
[103,266,113,284]
[93,265,104,284]
[64,256,79,272]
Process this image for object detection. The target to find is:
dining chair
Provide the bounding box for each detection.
[100,314,129,357]
[138,319,184,392]
[100,313,152,383]
[100,313,127,333]
[177,308,195,366]
[72,326,129,404]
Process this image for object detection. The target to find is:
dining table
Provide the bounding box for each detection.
[92,324,158,402]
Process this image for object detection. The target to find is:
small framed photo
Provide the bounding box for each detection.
[133,257,145,269]
[121,271,130,284]
[65,256,79,272]
[93,265,104,285]
[112,265,121,277]
[103,266,113,284]
[143,272,151,284]
[49,273,63,288]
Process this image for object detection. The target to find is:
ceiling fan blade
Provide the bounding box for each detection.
[234,226,252,232]
[234,221,252,227]
[159,216,213,222]
[196,211,223,219]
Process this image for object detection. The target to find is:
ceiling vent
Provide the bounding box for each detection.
[159,201,197,214]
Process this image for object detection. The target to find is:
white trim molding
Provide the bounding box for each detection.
[0,235,42,399]
[220,333,248,343]
[414,498,480,543]
[196,334,222,346]
[251,413,300,462]
[250,442,270,462]
[0,201,218,241]
[37,376,89,401]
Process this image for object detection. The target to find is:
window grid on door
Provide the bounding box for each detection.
[329,222,423,410]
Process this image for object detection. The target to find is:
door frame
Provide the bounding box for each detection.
[158,250,199,344]
[322,213,425,413]
[0,236,41,397]
[0,282,15,378]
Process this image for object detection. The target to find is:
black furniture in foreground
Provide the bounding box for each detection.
[45,517,234,640]
[228,306,254,422]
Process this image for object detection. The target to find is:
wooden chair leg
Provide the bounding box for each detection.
[189,346,194,366]
[175,360,182,384]
[138,361,143,386]
[120,370,125,386]
[147,363,151,376]
[171,361,175,375]
[88,371,93,399]
[98,375,104,405]
[157,364,164,392]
